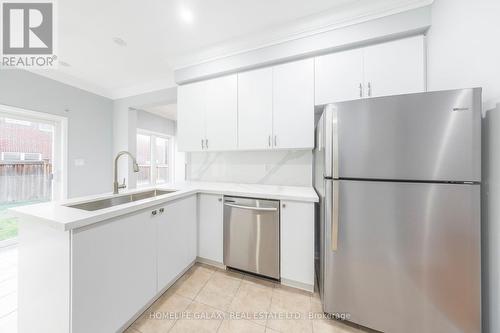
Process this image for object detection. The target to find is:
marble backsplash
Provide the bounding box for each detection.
[186,150,312,187]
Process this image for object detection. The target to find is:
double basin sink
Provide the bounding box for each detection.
[68,189,176,211]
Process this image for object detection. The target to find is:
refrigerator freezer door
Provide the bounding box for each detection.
[323,180,481,333]
[336,88,481,182]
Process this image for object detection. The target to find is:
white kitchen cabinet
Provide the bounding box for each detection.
[273,58,315,149]
[238,67,273,150]
[71,209,157,333]
[157,195,197,291]
[314,35,425,104]
[177,81,206,152]
[280,200,315,291]
[198,193,224,263]
[205,75,238,151]
[315,48,364,105]
[177,75,238,152]
[364,35,425,98]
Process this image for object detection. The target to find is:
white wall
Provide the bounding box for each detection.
[187,150,312,187]
[0,70,113,198]
[427,1,500,331]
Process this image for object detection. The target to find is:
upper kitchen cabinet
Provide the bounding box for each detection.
[238,67,273,150]
[177,75,238,152]
[205,75,238,151]
[315,48,364,105]
[363,36,425,98]
[315,35,425,104]
[177,81,206,152]
[272,58,315,149]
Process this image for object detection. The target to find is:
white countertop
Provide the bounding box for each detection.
[9,181,318,231]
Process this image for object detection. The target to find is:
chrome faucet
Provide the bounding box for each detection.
[113,151,140,194]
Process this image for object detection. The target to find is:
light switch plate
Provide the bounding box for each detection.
[74,159,85,166]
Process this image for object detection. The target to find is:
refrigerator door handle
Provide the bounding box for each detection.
[332,180,339,251]
[323,105,339,178]
[325,180,340,251]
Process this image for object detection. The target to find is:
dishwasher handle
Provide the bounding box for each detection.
[224,203,278,212]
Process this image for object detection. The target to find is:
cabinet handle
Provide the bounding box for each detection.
[218,198,222,202]
[274,135,277,147]
[201,139,204,150]
[368,82,372,97]
[205,139,208,149]
[282,203,286,208]
[359,83,363,98]
[268,135,271,147]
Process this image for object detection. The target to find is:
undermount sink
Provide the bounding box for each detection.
[68,189,176,211]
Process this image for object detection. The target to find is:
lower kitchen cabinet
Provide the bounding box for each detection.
[280,200,315,290]
[71,209,158,333]
[197,193,224,263]
[157,195,197,291]
[17,193,315,333]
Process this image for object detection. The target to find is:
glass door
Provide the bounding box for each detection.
[0,108,66,245]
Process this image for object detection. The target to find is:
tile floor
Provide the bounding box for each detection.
[0,250,367,333]
[0,246,17,333]
[127,263,366,333]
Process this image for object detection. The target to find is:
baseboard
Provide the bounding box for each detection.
[195,257,313,293]
[119,259,196,332]
[196,256,225,270]
[280,278,314,293]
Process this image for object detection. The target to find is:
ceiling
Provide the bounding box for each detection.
[30,0,431,99]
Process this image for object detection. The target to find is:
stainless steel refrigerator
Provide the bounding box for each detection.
[314,88,481,333]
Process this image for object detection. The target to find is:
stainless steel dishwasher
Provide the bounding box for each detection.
[223,196,280,280]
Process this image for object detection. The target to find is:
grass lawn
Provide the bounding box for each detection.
[0,201,46,242]
[0,216,17,241]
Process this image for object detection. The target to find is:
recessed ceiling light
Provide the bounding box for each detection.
[179,6,194,24]
[112,37,127,47]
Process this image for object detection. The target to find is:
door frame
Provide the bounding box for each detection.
[0,103,68,201]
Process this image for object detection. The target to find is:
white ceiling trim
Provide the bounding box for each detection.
[109,79,177,100]
[173,0,434,70]
[25,69,177,100]
[26,68,115,99]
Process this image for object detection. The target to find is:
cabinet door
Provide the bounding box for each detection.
[238,68,273,150]
[71,209,157,333]
[315,48,364,104]
[280,201,315,290]
[157,195,197,291]
[364,36,425,98]
[177,81,206,152]
[273,59,314,149]
[198,193,223,263]
[205,75,238,151]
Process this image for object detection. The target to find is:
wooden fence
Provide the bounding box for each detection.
[0,162,52,203]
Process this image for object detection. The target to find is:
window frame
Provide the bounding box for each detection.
[0,104,68,201]
[136,129,174,187]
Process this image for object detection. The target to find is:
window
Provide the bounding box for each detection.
[136,131,172,186]
[136,134,151,186]
[155,137,169,183]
